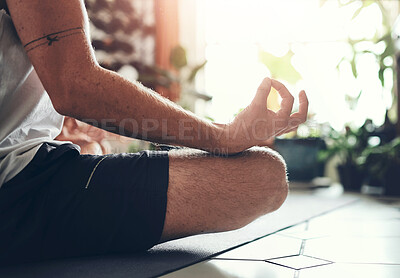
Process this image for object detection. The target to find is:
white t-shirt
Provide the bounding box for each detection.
[0,10,66,186]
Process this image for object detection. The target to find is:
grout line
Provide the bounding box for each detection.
[264,260,301,271]
[162,198,361,276]
[338,262,400,266]
[213,258,264,262]
[299,240,306,255]
[302,254,334,264]
[296,262,334,271]
[279,234,329,240]
[209,222,309,263]
[265,257,334,271]
[265,254,301,261]
[322,235,400,239]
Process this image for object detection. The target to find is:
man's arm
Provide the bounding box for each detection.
[6,0,308,154]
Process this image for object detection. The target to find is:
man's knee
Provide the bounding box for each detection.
[163,147,289,238]
[248,147,289,210]
[225,147,288,230]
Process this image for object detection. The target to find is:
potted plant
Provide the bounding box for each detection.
[274,136,326,182]
[319,122,372,191]
[138,45,210,110]
[360,137,400,196]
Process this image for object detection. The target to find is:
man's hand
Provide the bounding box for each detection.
[56,117,111,155]
[221,78,309,154]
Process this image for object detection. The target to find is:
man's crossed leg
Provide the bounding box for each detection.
[161,147,288,242]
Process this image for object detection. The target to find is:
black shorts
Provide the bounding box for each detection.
[0,143,169,265]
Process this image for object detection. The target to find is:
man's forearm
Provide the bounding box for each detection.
[64,66,229,154]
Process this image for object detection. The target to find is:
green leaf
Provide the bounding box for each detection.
[351,0,375,19]
[352,6,364,20]
[350,56,358,78]
[363,0,375,8]
[351,0,374,20]
[378,67,385,87]
[204,116,215,122]
[319,0,328,7]
[376,33,391,44]
[234,108,244,117]
[381,41,395,59]
[258,49,301,84]
[345,90,362,110]
[336,57,346,70]
[187,61,207,84]
[376,32,395,60]
[170,45,188,70]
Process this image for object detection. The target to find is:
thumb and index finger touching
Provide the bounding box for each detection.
[252,77,308,119]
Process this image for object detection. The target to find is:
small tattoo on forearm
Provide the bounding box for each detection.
[24,27,84,52]
[46,35,59,45]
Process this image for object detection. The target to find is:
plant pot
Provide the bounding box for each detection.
[274,138,326,181]
[383,162,400,196]
[337,164,364,191]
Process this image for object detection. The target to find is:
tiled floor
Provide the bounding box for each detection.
[162,195,400,277]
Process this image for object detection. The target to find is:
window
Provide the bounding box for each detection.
[187,0,399,132]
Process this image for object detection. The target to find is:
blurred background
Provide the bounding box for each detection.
[64,0,400,196]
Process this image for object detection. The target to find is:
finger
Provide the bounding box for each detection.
[274,91,308,137]
[295,90,309,123]
[271,79,294,117]
[287,90,308,126]
[252,77,271,106]
[275,126,298,137]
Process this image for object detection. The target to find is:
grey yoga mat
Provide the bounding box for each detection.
[0,192,357,278]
